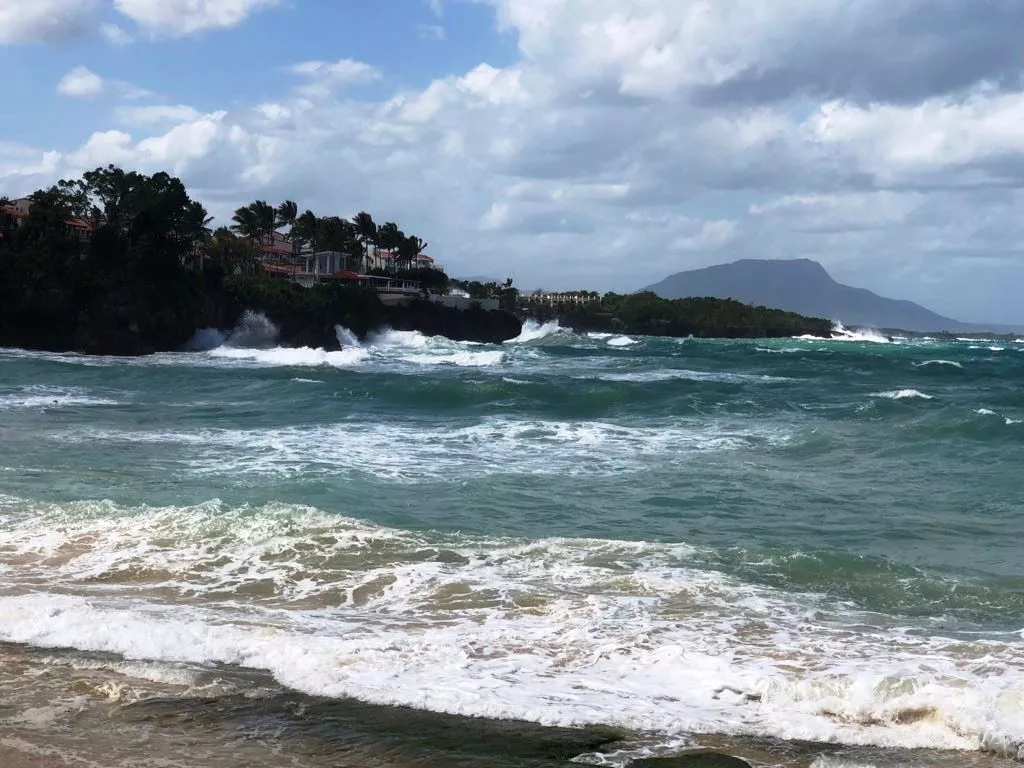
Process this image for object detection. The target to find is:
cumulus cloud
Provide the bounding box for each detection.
[57,66,105,98]
[0,0,96,44]
[484,0,1024,105]
[8,0,1024,322]
[114,0,279,36]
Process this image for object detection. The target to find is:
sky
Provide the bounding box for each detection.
[3,1,1024,322]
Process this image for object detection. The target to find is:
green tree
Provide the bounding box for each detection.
[376,222,403,272]
[353,211,377,272]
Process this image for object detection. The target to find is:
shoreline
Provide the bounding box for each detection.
[0,643,1017,768]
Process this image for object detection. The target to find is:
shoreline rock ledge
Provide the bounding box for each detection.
[629,750,753,767]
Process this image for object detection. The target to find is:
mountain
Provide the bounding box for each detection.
[644,259,976,333]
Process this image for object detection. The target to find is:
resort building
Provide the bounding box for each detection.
[523,291,599,307]
[378,249,445,274]
[0,198,96,249]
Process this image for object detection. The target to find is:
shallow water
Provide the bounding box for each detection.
[0,323,1022,766]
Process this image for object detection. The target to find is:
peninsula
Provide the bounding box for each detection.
[1,165,830,354]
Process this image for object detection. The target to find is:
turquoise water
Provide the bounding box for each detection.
[1,323,1022,761]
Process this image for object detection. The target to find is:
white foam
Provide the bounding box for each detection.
[204,327,506,370]
[208,345,370,367]
[64,417,786,481]
[831,323,891,344]
[0,386,120,410]
[607,335,638,347]
[364,328,432,349]
[797,324,892,344]
[872,390,934,401]
[593,370,791,384]
[400,350,505,367]
[0,500,1021,758]
[976,409,997,416]
[914,360,963,369]
[756,347,812,355]
[507,319,564,344]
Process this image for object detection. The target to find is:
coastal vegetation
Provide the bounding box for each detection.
[0,165,513,354]
[535,291,833,338]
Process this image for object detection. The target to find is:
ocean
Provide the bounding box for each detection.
[0,321,1022,767]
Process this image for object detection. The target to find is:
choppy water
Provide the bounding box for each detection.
[1,321,1023,766]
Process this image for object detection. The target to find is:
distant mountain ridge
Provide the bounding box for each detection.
[644,259,986,333]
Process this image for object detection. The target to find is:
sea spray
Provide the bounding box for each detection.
[226,310,280,348]
[335,326,361,348]
[183,328,226,351]
[831,323,891,343]
[506,319,566,344]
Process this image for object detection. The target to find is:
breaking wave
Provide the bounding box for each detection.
[65,418,787,480]
[872,389,934,401]
[204,326,505,369]
[507,319,565,344]
[797,323,892,344]
[0,498,1021,758]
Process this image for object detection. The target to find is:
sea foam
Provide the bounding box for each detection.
[204,326,505,369]
[872,389,934,400]
[0,498,1021,758]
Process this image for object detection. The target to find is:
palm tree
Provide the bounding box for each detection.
[292,209,319,275]
[353,211,377,272]
[252,200,276,248]
[276,200,298,259]
[180,200,213,269]
[276,200,298,230]
[403,235,428,271]
[230,205,260,241]
[231,201,277,269]
[377,221,402,273]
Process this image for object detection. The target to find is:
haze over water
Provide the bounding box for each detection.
[1,322,1022,766]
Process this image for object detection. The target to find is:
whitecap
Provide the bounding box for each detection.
[207,345,370,367]
[914,360,963,369]
[65,418,789,481]
[607,336,638,347]
[0,386,121,410]
[399,351,505,367]
[507,320,564,344]
[593,370,790,384]
[830,323,891,344]
[872,390,934,400]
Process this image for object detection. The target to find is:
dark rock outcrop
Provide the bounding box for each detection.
[630,750,753,767]
[0,280,522,356]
